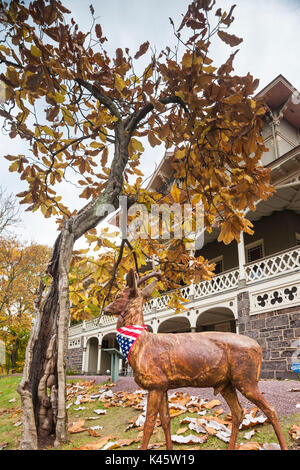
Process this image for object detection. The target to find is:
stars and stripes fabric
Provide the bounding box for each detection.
[116,325,148,360]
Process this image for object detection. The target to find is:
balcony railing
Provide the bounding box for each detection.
[68,245,300,337]
[245,245,300,283]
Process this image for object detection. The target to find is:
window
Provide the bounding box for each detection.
[245,239,265,280]
[210,256,224,275]
[245,239,264,263]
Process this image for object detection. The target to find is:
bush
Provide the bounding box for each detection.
[66,369,79,376]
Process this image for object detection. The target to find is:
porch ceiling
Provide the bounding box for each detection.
[202,182,300,245]
[248,181,300,221]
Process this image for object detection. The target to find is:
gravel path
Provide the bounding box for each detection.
[68,375,300,418]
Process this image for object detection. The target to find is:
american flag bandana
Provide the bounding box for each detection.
[116,325,148,360]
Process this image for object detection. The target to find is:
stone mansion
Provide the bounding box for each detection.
[67,75,300,380]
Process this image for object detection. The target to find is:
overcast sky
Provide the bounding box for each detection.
[0,0,300,248]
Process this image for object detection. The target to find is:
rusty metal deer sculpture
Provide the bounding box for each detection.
[104,262,287,450]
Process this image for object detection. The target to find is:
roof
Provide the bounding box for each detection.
[255,74,300,128]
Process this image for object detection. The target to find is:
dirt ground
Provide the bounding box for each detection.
[68,375,300,417]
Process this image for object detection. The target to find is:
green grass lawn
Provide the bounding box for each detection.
[0,375,299,450]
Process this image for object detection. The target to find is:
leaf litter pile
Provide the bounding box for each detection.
[65,380,299,450]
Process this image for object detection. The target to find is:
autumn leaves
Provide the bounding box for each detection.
[65,379,296,450]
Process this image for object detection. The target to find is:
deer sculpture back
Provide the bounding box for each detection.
[104,266,288,450]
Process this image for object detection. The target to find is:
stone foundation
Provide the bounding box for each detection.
[238,291,300,379]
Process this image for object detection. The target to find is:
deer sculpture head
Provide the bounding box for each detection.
[104,262,161,328]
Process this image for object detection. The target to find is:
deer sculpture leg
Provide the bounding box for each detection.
[219,383,244,450]
[140,390,162,450]
[237,383,288,450]
[158,391,172,450]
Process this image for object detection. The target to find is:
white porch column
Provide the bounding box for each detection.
[237,231,246,286]
[150,318,159,333]
[97,334,103,374]
[81,336,88,374]
[188,308,198,331]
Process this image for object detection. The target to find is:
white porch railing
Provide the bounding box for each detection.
[245,246,300,283]
[194,269,240,298]
[68,246,300,337]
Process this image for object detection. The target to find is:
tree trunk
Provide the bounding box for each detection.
[17,123,130,449]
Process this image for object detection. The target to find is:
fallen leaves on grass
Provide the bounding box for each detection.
[203,399,221,410]
[88,428,101,437]
[171,433,208,445]
[102,438,139,450]
[237,441,261,450]
[243,429,257,440]
[237,442,281,450]
[176,426,188,435]
[75,435,114,450]
[239,410,268,430]
[64,381,296,451]
[68,419,86,434]
[289,424,300,443]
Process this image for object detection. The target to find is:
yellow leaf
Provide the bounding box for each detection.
[244,174,253,183]
[0,45,10,55]
[90,141,104,149]
[182,52,193,68]
[170,183,181,203]
[217,221,234,245]
[130,138,144,154]
[62,107,75,126]
[174,148,186,160]
[53,92,65,104]
[223,94,242,105]
[115,74,126,92]
[203,65,217,74]
[256,106,265,116]
[43,126,55,137]
[30,45,42,58]
[8,161,19,172]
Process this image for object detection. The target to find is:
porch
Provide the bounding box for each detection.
[68,242,300,378]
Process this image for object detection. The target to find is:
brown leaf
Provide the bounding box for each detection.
[134,41,150,60]
[95,24,102,39]
[176,426,188,435]
[147,442,165,449]
[68,419,86,434]
[148,130,161,148]
[88,428,101,437]
[289,425,300,442]
[217,30,243,47]
[79,435,114,450]
[237,441,261,450]
[205,426,217,436]
[104,438,139,449]
[203,399,221,410]
[150,96,166,113]
[169,409,186,418]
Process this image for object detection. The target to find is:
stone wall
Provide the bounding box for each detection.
[237,291,300,379]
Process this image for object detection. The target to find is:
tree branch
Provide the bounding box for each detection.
[125,94,188,136]
[75,78,121,120]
